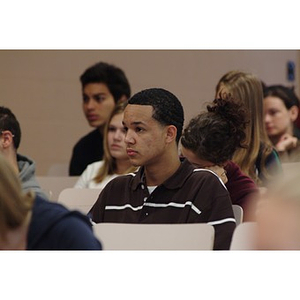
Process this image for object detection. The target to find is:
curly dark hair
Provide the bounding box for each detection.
[181,96,248,164]
[128,88,184,143]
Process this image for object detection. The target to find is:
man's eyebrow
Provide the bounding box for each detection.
[82,92,106,96]
[122,121,145,126]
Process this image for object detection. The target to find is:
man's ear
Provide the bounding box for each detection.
[0,130,14,148]
[118,95,128,103]
[290,105,299,122]
[165,125,177,143]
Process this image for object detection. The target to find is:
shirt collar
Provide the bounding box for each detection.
[131,158,194,191]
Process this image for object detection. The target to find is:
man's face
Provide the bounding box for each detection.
[122,104,168,167]
[82,83,116,128]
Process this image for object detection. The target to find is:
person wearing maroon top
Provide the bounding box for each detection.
[181,96,259,221]
[224,161,258,220]
[90,88,236,250]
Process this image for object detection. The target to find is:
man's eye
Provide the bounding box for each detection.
[82,95,89,103]
[94,95,105,103]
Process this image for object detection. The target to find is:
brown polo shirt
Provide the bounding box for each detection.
[90,159,236,250]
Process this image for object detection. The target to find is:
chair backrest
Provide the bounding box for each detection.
[232,204,243,226]
[36,176,79,201]
[230,222,258,250]
[47,163,69,176]
[92,223,215,250]
[58,188,102,214]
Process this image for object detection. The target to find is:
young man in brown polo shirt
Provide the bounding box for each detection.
[90,88,236,250]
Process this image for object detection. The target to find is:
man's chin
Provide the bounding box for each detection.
[129,159,141,167]
[87,121,103,128]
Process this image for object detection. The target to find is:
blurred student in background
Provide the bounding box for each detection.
[263,84,300,163]
[215,70,281,186]
[74,101,137,189]
[0,154,102,250]
[69,62,131,176]
[0,106,48,199]
[181,96,259,221]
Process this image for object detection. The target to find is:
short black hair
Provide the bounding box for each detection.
[0,106,21,149]
[263,84,300,109]
[128,88,184,143]
[80,62,131,103]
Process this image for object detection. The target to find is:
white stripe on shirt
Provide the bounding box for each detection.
[144,201,201,214]
[105,204,144,211]
[207,218,236,226]
[105,201,201,214]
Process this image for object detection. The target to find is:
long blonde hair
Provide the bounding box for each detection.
[216,70,274,184]
[93,101,137,183]
[0,154,34,240]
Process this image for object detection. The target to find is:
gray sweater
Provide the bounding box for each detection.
[17,153,48,200]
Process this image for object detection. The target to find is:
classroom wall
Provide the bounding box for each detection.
[0,50,298,175]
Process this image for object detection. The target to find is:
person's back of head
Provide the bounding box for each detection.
[215,70,274,184]
[0,106,21,150]
[80,62,131,102]
[216,70,264,128]
[128,88,184,143]
[263,84,300,109]
[256,168,300,249]
[181,96,248,165]
[0,154,33,244]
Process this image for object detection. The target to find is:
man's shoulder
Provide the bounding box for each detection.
[106,172,137,186]
[189,167,222,180]
[169,159,224,189]
[186,168,227,191]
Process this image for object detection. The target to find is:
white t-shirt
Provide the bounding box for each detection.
[74,161,119,189]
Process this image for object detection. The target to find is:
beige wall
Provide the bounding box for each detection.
[0,50,299,175]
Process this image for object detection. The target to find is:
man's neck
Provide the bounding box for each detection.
[115,159,133,174]
[144,151,181,186]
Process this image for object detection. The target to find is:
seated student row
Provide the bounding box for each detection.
[0,67,290,250]
[1,88,235,250]
[70,62,289,182]
[75,70,284,221]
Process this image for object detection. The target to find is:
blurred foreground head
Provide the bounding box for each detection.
[0,153,33,248]
[256,169,300,250]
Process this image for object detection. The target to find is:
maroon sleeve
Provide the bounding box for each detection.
[225,161,259,219]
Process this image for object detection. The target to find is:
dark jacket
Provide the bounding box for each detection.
[69,129,104,176]
[27,196,102,250]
